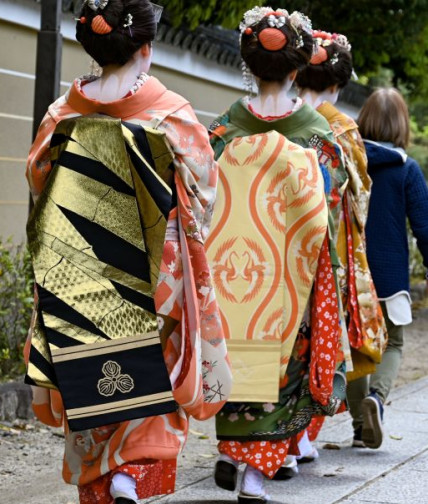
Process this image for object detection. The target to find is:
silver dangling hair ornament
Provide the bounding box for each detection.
[123,13,133,37]
[241,60,255,97]
[90,59,103,77]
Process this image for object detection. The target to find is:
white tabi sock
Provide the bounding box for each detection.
[296,430,319,460]
[281,455,299,473]
[241,464,269,498]
[110,472,138,502]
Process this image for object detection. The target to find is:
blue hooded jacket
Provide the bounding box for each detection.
[364,140,428,298]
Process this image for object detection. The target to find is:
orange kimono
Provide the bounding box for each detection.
[25,75,231,502]
[304,102,388,444]
[317,102,386,381]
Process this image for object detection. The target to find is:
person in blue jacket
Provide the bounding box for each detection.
[348,87,428,449]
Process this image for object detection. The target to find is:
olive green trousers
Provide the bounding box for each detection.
[347,302,405,430]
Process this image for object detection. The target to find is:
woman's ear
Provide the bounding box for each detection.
[139,43,153,73]
[289,69,298,82]
[140,43,152,58]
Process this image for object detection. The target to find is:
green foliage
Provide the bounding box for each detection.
[160,0,428,100]
[271,1,428,100]
[408,117,428,180]
[409,234,426,280]
[158,0,257,29]
[0,238,33,380]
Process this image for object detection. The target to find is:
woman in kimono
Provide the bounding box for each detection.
[296,30,386,448]
[25,1,231,503]
[207,7,347,503]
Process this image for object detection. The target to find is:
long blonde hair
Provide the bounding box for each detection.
[358,88,410,149]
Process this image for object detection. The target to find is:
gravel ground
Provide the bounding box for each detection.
[395,307,428,387]
[0,308,427,504]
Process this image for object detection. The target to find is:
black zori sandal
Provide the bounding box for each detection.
[214,460,238,491]
[272,465,296,480]
[114,498,137,504]
[237,491,269,504]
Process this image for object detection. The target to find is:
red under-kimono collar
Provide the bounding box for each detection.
[67,75,167,118]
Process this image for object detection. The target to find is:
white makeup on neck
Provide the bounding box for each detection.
[249,73,298,118]
[299,86,340,109]
[82,45,153,102]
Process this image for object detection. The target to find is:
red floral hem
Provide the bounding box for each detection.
[78,459,176,504]
[218,440,290,478]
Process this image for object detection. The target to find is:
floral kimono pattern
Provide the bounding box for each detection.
[318,102,387,380]
[25,76,232,501]
[209,100,346,477]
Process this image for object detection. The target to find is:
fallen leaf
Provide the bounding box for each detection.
[198,435,210,440]
[389,434,403,441]
[12,420,28,430]
[189,428,206,436]
[322,443,341,450]
[0,425,20,435]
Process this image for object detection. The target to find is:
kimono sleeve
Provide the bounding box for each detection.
[24,319,64,428]
[157,105,232,419]
[25,111,64,427]
[26,112,58,200]
[158,104,218,241]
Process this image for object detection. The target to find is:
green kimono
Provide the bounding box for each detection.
[210,99,348,441]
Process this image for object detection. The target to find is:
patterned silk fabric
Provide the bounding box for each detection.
[24,76,231,495]
[317,102,387,380]
[26,117,177,431]
[209,103,346,453]
[206,131,328,402]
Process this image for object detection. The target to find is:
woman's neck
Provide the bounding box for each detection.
[299,88,339,110]
[248,78,296,118]
[82,50,151,102]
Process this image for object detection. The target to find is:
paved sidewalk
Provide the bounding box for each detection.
[146,376,428,504]
[1,377,428,504]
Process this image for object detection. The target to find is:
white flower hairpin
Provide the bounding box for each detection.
[267,14,287,29]
[239,7,312,49]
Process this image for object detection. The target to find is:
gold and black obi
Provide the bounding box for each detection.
[26,116,177,431]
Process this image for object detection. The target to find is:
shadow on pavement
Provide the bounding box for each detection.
[169,501,235,503]
[170,501,282,504]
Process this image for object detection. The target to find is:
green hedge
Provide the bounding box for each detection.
[0,238,33,379]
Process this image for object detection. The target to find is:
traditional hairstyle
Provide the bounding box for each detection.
[358,88,410,149]
[239,7,313,82]
[295,30,353,92]
[76,0,160,67]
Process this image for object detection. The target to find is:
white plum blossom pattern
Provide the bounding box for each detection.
[97,360,135,397]
[262,403,276,413]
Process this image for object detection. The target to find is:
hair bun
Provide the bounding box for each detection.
[91,14,113,34]
[310,46,328,65]
[259,28,288,51]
